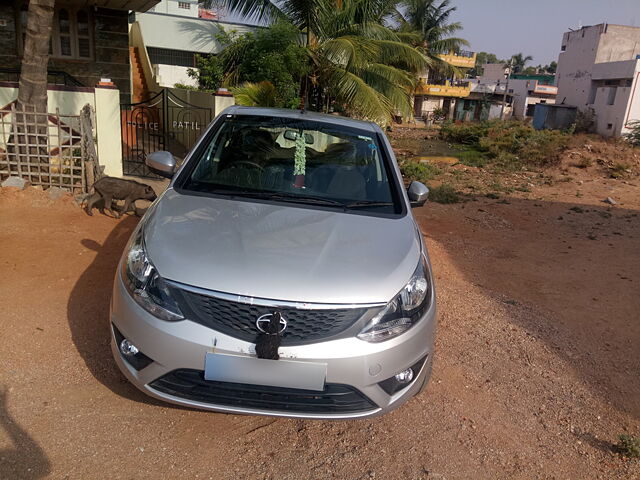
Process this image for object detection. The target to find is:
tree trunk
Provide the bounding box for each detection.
[18,0,55,114]
[9,0,55,182]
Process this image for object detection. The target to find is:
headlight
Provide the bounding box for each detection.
[122,228,183,321]
[357,258,430,342]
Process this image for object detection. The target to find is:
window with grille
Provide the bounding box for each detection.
[147,47,200,68]
[178,2,191,9]
[18,5,93,60]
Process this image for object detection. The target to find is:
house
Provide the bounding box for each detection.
[0,1,160,104]
[412,50,477,122]
[508,79,557,119]
[555,23,640,137]
[453,81,511,122]
[129,0,255,96]
[479,64,557,120]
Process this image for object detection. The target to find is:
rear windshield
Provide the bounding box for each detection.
[179,115,401,213]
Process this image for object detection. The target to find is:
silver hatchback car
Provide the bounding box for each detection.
[110,106,436,419]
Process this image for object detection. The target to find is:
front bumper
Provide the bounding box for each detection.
[110,273,436,419]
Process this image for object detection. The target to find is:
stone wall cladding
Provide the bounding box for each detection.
[0,6,130,104]
[0,6,20,68]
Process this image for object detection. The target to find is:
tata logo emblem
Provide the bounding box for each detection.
[256,313,287,334]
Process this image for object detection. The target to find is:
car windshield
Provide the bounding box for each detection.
[180,115,400,213]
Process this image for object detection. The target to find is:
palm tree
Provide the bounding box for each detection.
[8,0,55,171]
[18,0,55,115]
[223,0,429,124]
[392,0,469,74]
[231,81,278,107]
[510,53,533,74]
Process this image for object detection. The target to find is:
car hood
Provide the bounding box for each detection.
[143,189,421,304]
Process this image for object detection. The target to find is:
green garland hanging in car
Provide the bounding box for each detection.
[293,132,306,188]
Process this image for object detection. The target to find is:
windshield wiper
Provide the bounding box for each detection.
[248,192,347,207]
[344,201,395,209]
[195,186,346,207]
[187,184,393,209]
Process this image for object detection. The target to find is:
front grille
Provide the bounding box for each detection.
[150,369,377,414]
[173,288,367,345]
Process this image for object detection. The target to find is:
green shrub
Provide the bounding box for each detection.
[610,162,630,178]
[479,122,531,157]
[492,152,522,172]
[400,161,441,183]
[616,434,640,458]
[575,157,592,168]
[574,108,596,134]
[456,148,488,167]
[173,83,200,91]
[518,129,570,166]
[443,120,569,168]
[432,107,447,122]
[440,121,493,144]
[429,183,461,203]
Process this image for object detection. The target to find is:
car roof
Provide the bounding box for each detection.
[222,106,379,133]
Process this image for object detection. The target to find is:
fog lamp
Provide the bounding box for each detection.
[113,324,153,371]
[120,338,140,357]
[378,356,427,395]
[395,368,414,384]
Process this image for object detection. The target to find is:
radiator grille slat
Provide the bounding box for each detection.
[174,288,367,345]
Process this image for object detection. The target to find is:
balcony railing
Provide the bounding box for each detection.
[0,68,85,87]
[416,79,471,97]
[420,78,470,87]
[436,50,477,68]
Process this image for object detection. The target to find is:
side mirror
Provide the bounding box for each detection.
[407,181,429,207]
[146,151,177,178]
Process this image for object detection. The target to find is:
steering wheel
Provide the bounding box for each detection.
[229,160,264,172]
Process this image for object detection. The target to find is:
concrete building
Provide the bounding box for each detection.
[479,64,557,120]
[509,80,557,119]
[412,50,477,122]
[453,81,510,122]
[129,0,255,94]
[555,23,640,137]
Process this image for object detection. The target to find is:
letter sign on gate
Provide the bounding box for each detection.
[120,89,212,177]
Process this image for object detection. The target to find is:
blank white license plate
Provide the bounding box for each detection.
[204,353,327,391]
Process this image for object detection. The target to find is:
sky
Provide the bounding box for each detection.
[450,0,640,65]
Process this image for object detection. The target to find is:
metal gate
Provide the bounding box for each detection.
[120,89,212,177]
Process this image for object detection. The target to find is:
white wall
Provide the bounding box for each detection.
[417,97,443,116]
[94,87,123,177]
[0,85,123,177]
[214,93,235,115]
[555,24,640,136]
[623,74,640,136]
[508,79,530,119]
[589,68,640,137]
[488,104,503,120]
[0,86,95,116]
[137,13,256,54]
[149,0,199,18]
[154,64,198,88]
[556,25,602,106]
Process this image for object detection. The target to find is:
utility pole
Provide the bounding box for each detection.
[501,58,513,120]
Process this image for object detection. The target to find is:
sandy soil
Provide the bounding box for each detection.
[0,168,638,479]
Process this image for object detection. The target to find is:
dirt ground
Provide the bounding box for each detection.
[1,155,639,479]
